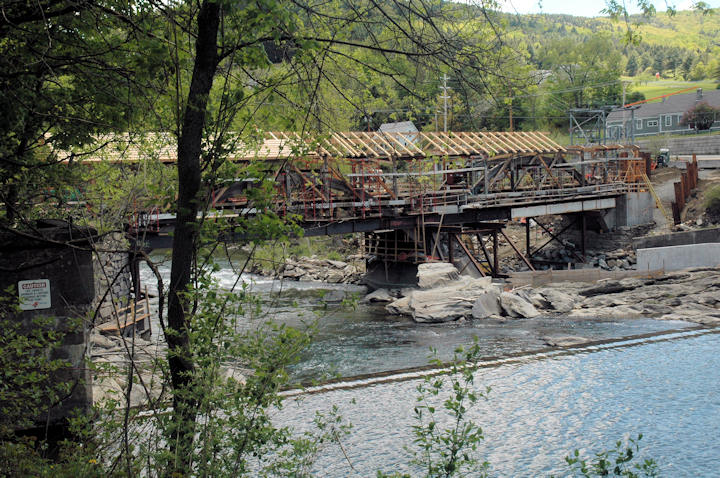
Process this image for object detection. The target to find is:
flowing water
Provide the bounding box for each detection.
[277,329,720,477]
[140,253,720,476]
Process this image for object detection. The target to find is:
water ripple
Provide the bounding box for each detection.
[276,331,720,477]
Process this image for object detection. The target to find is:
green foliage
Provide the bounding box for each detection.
[0,288,72,437]
[0,288,109,477]
[534,35,624,130]
[0,1,165,223]
[563,434,659,477]
[703,185,720,217]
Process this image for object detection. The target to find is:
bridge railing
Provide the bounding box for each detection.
[212,154,648,222]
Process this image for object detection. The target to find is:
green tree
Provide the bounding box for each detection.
[625,55,638,76]
[0,1,161,224]
[536,36,623,128]
[148,1,521,474]
[681,101,719,130]
[682,55,696,80]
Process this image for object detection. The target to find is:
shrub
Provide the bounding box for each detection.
[704,185,720,218]
[680,101,719,131]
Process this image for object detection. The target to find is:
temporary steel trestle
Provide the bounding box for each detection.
[209,131,645,226]
[120,131,651,275]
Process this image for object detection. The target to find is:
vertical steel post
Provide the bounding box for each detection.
[493,230,499,275]
[580,213,586,261]
[526,218,531,258]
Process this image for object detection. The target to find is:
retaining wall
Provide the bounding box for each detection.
[637,133,720,155]
[0,222,96,426]
[92,232,133,323]
[614,191,655,227]
[636,243,720,272]
[633,227,720,250]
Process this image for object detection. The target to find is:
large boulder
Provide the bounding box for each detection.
[537,288,577,313]
[417,262,460,289]
[542,335,589,347]
[393,277,496,323]
[471,290,502,319]
[364,288,394,303]
[411,296,475,322]
[499,292,540,318]
[386,295,412,315]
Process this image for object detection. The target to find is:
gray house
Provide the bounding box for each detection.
[378,121,419,147]
[606,88,720,140]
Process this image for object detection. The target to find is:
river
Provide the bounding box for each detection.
[140,253,720,476]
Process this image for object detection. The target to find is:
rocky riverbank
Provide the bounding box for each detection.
[90,333,248,406]
[250,255,365,283]
[368,264,720,326]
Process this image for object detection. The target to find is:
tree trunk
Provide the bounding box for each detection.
[166,1,220,473]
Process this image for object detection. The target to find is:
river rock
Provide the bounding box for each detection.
[499,292,540,318]
[578,280,638,297]
[471,290,502,319]
[417,263,460,289]
[221,366,246,385]
[91,333,117,349]
[326,270,345,283]
[411,298,473,323]
[326,260,348,268]
[92,376,123,404]
[386,296,412,315]
[537,289,577,313]
[364,288,394,303]
[323,290,347,303]
[529,292,550,309]
[403,278,495,322]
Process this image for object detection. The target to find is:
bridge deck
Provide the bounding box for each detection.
[115,132,647,249]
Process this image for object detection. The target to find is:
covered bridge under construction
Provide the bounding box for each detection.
[108,131,657,284]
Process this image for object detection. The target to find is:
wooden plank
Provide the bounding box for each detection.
[439,132,470,155]
[457,132,490,156]
[359,131,391,157]
[500,131,533,153]
[467,132,499,155]
[485,132,515,154]
[422,132,460,156]
[369,132,401,156]
[381,132,417,157]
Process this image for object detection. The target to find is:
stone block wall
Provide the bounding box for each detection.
[0,222,97,426]
[92,232,133,324]
[0,222,133,429]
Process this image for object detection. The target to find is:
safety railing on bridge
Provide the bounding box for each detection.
[209,150,648,223]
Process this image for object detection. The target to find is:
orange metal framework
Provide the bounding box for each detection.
[64,131,645,223]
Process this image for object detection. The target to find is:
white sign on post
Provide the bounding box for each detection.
[18,279,52,310]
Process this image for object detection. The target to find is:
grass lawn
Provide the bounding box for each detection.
[623,78,719,104]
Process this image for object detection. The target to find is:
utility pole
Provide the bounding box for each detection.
[621,80,630,141]
[508,86,514,132]
[440,74,451,132]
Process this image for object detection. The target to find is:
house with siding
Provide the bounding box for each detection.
[606,88,720,140]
